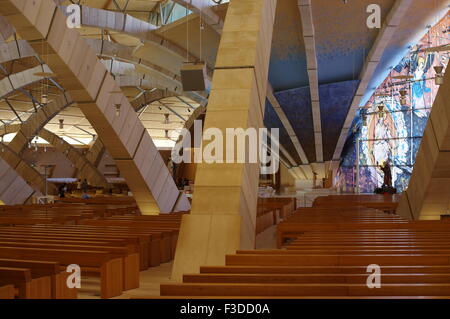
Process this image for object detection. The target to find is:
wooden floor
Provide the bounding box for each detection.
[78,225,279,299]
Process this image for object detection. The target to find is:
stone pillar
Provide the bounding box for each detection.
[396,67,450,220]
[171,0,277,281]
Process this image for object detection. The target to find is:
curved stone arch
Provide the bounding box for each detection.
[0,20,207,106]
[1,92,74,197]
[87,39,208,105]
[0,156,38,205]
[1,124,108,188]
[0,64,51,100]
[1,1,190,214]
[87,89,179,170]
[0,15,15,41]
[85,38,182,85]
[75,6,204,66]
[59,5,215,77]
[0,38,35,63]
[0,138,47,198]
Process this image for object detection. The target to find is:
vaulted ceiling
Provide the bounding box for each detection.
[0,0,448,178]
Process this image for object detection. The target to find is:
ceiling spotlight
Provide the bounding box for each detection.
[41,94,48,105]
[434,65,445,85]
[158,106,162,111]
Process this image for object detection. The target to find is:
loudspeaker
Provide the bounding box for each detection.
[180,63,207,91]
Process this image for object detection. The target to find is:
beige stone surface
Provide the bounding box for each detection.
[171,0,277,281]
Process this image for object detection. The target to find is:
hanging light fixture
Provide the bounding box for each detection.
[399,89,408,106]
[164,114,170,124]
[1,136,4,153]
[434,65,445,85]
[41,93,48,105]
[115,103,121,117]
[165,130,169,139]
[59,118,64,130]
[34,136,38,152]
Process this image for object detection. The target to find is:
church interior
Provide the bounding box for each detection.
[0,0,448,300]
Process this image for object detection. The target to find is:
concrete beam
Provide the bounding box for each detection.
[267,84,309,165]
[297,0,322,163]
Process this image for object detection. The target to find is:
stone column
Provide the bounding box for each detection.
[171,0,277,281]
[397,67,450,220]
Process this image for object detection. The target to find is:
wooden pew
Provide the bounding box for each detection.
[0,246,123,298]
[0,259,76,299]
[0,284,15,299]
[0,267,51,298]
[159,195,450,298]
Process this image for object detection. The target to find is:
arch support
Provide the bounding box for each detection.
[396,68,450,220]
[0,157,37,204]
[0,0,190,214]
[1,124,108,188]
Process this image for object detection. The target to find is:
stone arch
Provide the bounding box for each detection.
[1,124,108,188]
[0,156,38,205]
[0,1,189,214]
[0,92,74,197]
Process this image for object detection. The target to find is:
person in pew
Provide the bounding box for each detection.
[81,179,89,194]
[58,183,67,198]
[81,192,90,199]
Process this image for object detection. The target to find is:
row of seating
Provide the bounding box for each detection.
[256,198,296,235]
[0,198,182,298]
[0,196,294,299]
[313,194,400,213]
[160,194,450,298]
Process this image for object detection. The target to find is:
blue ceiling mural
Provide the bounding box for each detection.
[320,79,360,161]
[264,0,449,169]
[274,86,316,163]
[263,100,302,165]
